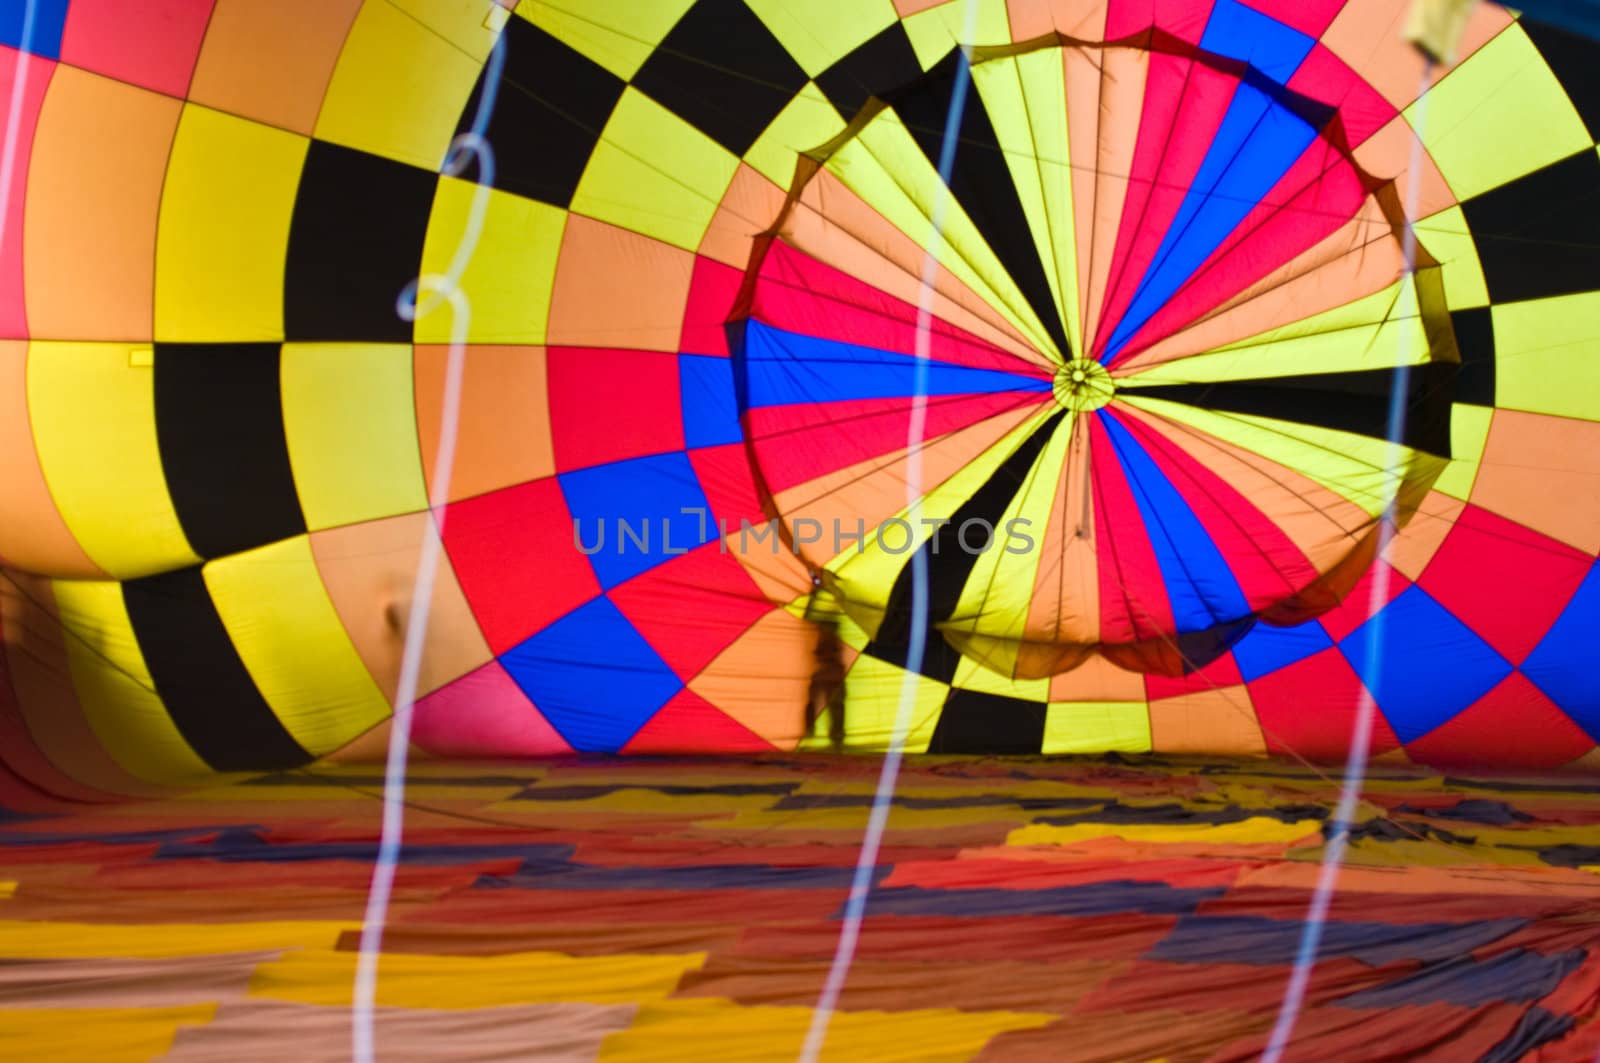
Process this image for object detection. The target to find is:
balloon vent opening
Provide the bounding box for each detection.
[1053,360,1114,411]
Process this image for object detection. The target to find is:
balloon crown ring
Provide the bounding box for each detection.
[1053,359,1115,411]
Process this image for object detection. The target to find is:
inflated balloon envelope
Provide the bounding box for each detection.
[0,0,1598,791]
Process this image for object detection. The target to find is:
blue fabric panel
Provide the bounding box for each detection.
[1479,1007,1579,1063]
[1,0,69,59]
[860,881,1226,918]
[1333,948,1585,1009]
[1523,561,1600,740]
[1148,914,1526,966]
[1199,0,1316,83]
[500,597,682,751]
[679,354,744,449]
[477,859,885,891]
[741,320,1051,408]
[1098,411,1251,633]
[559,450,715,589]
[1102,82,1319,360]
[1233,618,1334,681]
[1338,585,1512,744]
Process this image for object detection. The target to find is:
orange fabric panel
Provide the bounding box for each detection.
[413,345,553,504]
[23,66,180,341]
[546,215,693,353]
[1470,410,1600,555]
[1005,0,1109,41]
[1320,0,1512,111]
[0,341,103,577]
[1382,490,1464,581]
[1072,44,1147,353]
[308,512,492,707]
[1148,686,1268,757]
[697,163,788,269]
[686,609,812,747]
[1047,651,1145,701]
[187,0,362,136]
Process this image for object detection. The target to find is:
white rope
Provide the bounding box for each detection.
[799,6,981,1058]
[1261,62,1434,1063]
[351,35,506,1063]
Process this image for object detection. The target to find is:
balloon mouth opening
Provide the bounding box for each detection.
[1053,359,1115,411]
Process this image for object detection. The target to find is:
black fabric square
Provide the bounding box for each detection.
[1450,306,1495,407]
[816,22,923,120]
[154,343,305,560]
[631,0,808,157]
[1522,19,1600,140]
[454,17,625,206]
[285,140,438,343]
[1460,149,1600,305]
[928,689,1046,754]
[124,567,313,772]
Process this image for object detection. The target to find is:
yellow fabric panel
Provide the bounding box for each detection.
[840,655,948,752]
[154,104,307,343]
[249,949,705,1007]
[1417,206,1488,310]
[1008,817,1323,847]
[0,921,346,959]
[51,579,211,784]
[1042,702,1152,755]
[1490,291,1600,422]
[1121,396,1445,518]
[598,998,1055,1062]
[314,0,482,169]
[743,82,846,188]
[0,1006,216,1062]
[743,0,897,76]
[571,88,740,252]
[519,0,694,80]
[280,343,427,530]
[1120,279,1431,386]
[947,409,1073,662]
[902,0,1013,69]
[416,177,568,344]
[953,655,1049,701]
[973,50,1081,356]
[832,109,1062,359]
[1409,26,1591,201]
[1432,402,1492,500]
[387,0,504,61]
[204,536,389,754]
[26,343,199,578]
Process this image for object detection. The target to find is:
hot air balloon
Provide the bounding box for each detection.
[0,0,1597,805]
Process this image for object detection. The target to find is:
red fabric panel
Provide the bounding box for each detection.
[609,543,771,682]
[1403,672,1596,770]
[1090,414,1177,644]
[750,241,1050,376]
[1288,42,1398,146]
[746,390,1049,497]
[59,0,215,98]
[1316,560,1410,642]
[1145,651,1243,699]
[687,443,768,529]
[1104,0,1212,43]
[679,255,740,357]
[547,346,684,472]
[622,688,775,753]
[1249,644,1402,760]
[1416,505,1591,666]
[882,855,1247,890]
[1094,55,1239,359]
[442,477,601,653]
[0,48,51,341]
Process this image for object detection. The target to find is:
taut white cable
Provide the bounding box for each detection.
[799,5,981,1059]
[1261,63,1434,1063]
[351,34,507,1063]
